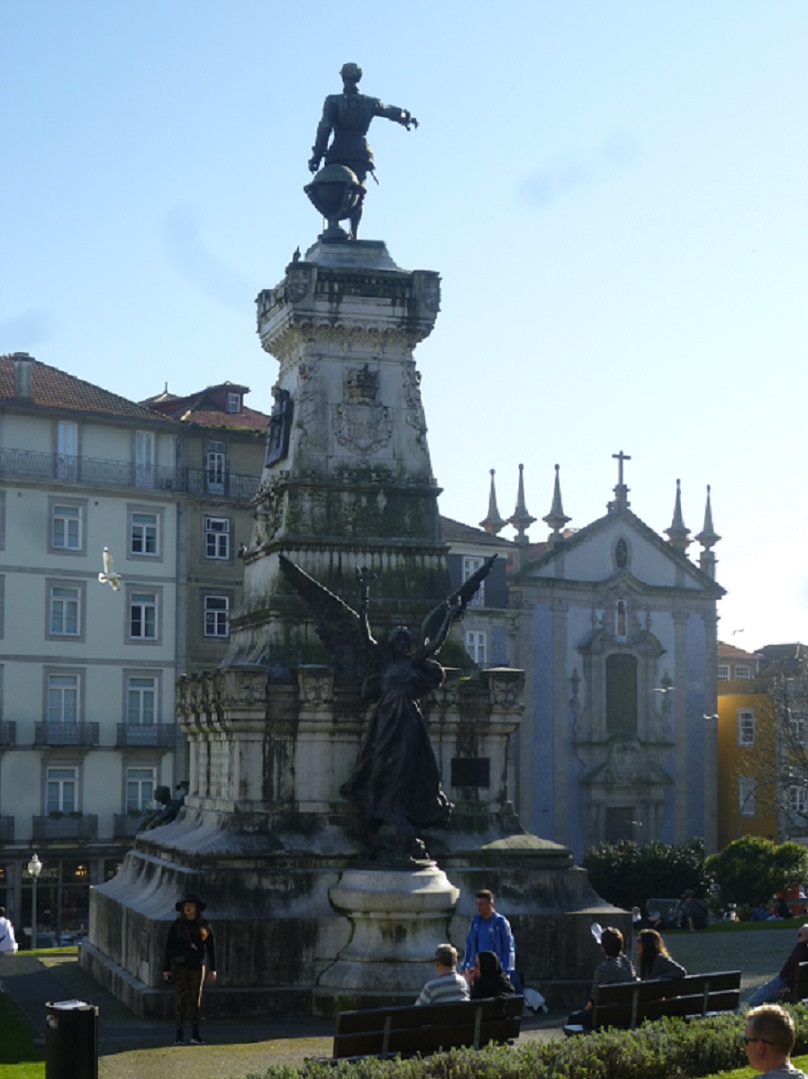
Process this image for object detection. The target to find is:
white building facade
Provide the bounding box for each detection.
[0,354,180,941]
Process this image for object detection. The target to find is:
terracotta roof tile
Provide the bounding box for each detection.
[0,355,171,422]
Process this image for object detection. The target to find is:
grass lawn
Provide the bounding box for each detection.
[0,992,44,1079]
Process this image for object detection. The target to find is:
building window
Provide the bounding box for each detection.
[47,674,80,724]
[737,709,756,747]
[204,595,229,638]
[130,511,159,556]
[52,503,82,551]
[717,665,730,680]
[735,664,751,679]
[738,775,757,817]
[48,584,82,637]
[790,712,808,746]
[207,440,226,495]
[227,392,241,413]
[0,490,5,550]
[615,599,628,640]
[606,653,638,734]
[789,785,808,817]
[204,516,230,560]
[462,556,485,607]
[126,767,156,812]
[130,592,157,640]
[47,766,78,814]
[134,430,156,488]
[465,630,487,666]
[56,421,78,480]
[127,676,156,725]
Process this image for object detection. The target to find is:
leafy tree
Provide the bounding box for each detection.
[583,838,711,911]
[706,835,808,908]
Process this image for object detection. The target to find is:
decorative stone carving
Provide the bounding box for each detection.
[285,263,313,304]
[334,368,392,456]
[298,665,334,707]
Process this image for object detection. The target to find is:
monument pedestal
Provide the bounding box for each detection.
[82,237,629,1018]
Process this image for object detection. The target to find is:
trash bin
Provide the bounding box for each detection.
[45,999,98,1079]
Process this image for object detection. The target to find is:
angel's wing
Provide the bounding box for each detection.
[279,554,379,680]
[420,554,498,651]
[102,547,113,575]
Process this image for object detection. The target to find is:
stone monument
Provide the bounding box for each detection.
[81,65,624,1018]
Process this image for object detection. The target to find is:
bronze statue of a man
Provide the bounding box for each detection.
[308,63,418,238]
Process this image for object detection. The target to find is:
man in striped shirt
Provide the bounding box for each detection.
[415,944,470,1006]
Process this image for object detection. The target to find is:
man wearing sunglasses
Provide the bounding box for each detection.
[744,1004,806,1078]
[748,926,808,1006]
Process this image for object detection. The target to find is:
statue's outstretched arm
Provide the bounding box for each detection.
[375,101,418,131]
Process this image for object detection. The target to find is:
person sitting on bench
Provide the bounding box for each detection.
[636,929,687,980]
[469,950,516,1000]
[566,926,637,1031]
[415,944,470,1006]
[749,925,808,1006]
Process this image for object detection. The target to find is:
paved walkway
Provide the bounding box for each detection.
[0,926,793,1079]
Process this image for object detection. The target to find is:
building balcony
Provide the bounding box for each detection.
[32,814,99,841]
[0,720,16,746]
[0,448,258,502]
[0,816,14,842]
[116,723,175,749]
[113,813,149,838]
[34,722,100,747]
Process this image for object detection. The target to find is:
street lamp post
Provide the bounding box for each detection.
[27,853,42,952]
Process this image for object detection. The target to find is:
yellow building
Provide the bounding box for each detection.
[716,643,777,848]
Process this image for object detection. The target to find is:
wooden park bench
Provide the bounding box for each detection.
[330,996,523,1060]
[590,970,741,1030]
[787,961,808,1002]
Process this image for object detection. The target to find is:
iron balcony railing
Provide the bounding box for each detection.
[113,813,149,838]
[0,448,259,501]
[0,816,14,842]
[0,720,16,746]
[32,814,99,841]
[34,722,100,747]
[116,723,175,748]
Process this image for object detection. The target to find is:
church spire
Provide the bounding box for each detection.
[508,463,536,546]
[479,468,506,535]
[665,478,691,551]
[543,463,571,543]
[607,450,631,514]
[695,484,720,578]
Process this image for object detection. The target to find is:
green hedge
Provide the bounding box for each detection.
[243,1007,808,1079]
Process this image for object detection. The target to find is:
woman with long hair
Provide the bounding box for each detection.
[636,928,687,981]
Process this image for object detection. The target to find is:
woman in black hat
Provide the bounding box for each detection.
[162,894,217,1045]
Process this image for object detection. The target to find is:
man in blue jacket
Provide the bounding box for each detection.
[459,890,520,990]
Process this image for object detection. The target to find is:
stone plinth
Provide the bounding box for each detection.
[313,866,459,1012]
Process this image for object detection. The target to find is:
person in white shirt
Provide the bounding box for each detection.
[0,907,19,953]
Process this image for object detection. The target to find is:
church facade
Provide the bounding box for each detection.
[509,460,724,861]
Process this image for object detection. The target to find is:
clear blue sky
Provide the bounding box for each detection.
[3,0,806,649]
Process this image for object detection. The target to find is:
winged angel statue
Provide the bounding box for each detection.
[279,553,496,861]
